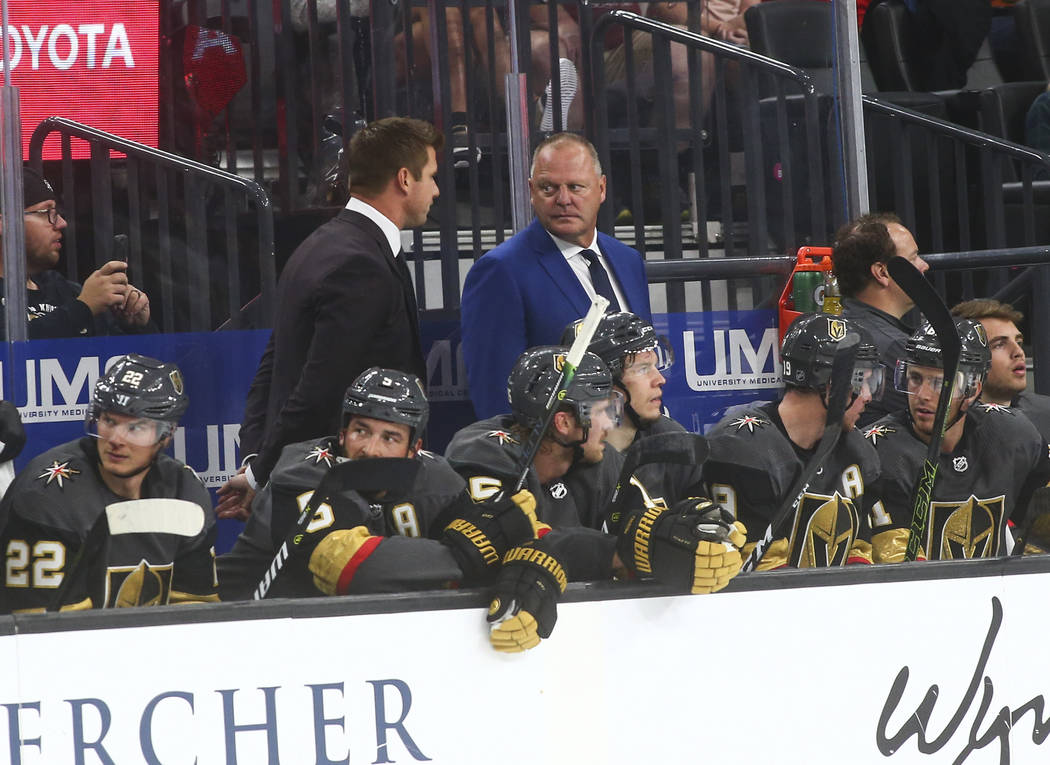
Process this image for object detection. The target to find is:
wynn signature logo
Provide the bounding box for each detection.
[877,597,1050,763]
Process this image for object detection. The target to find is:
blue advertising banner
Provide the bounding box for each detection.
[1,332,270,553]
[0,310,783,553]
[654,309,784,432]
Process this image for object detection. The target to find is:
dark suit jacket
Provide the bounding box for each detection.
[239,209,425,485]
[460,218,651,419]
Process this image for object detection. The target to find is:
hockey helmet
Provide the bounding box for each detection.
[780,313,884,399]
[895,317,989,399]
[559,311,674,380]
[508,346,623,430]
[90,354,189,423]
[86,355,188,444]
[342,367,429,439]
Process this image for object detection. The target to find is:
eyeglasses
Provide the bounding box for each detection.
[24,207,62,226]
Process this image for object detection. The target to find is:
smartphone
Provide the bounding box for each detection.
[112,234,129,273]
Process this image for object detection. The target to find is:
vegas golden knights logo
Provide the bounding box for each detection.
[927,495,1004,559]
[972,322,988,348]
[788,491,859,567]
[827,318,847,342]
[169,370,185,395]
[105,560,174,607]
[553,354,567,372]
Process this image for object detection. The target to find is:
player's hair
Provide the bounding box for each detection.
[951,298,1025,325]
[530,133,603,177]
[347,117,444,197]
[831,212,902,298]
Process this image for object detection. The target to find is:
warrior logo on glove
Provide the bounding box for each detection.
[618,496,746,594]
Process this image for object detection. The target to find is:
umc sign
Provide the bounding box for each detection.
[683,325,782,391]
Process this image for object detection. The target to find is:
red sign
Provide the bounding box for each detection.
[0,0,159,159]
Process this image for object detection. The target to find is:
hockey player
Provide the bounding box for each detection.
[561,311,704,512]
[703,313,885,570]
[950,298,1050,440]
[446,345,627,531]
[218,367,542,600]
[448,346,747,652]
[864,317,1050,561]
[0,355,217,613]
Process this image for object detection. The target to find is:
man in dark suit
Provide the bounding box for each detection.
[460,133,651,418]
[217,117,442,520]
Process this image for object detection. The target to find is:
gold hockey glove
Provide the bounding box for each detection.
[618,497,746,594]
[486,539,567,652]
[442,489,546,584]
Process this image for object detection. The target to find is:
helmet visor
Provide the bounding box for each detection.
[622,336,675,379]
[852,362,886,401]
[87,412,175,446]
[577,389,626,431]
[894,361,972,399]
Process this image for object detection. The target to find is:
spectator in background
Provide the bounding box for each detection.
[218,118,441,521]
[290,0,478,166]
[832,212,929,427]
[468,4,583,133]
[1025,85,1050,168]
[0,167,153,339]
[951,298,1050,439]
[460,133,651,419]
[988,0,1023,82]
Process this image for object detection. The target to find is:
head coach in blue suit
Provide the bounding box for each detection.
[460,133,652,418]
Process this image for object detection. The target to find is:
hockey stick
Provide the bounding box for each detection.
[741,329,860,573]
[1011,485,1050,556]
[887,255,962,562]
[48,499,206,612]
[252,457,420,600]
[513,295,609,493]
[605,431,710,533]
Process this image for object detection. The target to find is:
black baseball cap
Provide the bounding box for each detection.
[23,166,56,208]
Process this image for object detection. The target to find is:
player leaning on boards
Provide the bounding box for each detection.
[0,355,217,613]
[703,313,885,570]
[561,310,705,506]
[864,318,1050,561]
[950,298,1050,441]
[218,368,542,601]
[447,346,746,653]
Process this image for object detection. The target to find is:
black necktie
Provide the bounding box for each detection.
[395,250,418,316]
[579,249,621,311]
[395,250,424,374]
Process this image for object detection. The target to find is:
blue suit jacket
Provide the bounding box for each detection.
[461,219,651,418]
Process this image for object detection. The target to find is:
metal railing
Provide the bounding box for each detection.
[646,243,1050,394]
[28,117,275,333]
[145,2,1050,330]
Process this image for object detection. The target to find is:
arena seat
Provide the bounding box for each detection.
[1015,0,1050,81]
[746,0,835,94]
[862,0,918,92]
[949,81,1048,147]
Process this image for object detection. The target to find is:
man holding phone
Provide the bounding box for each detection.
[0,166,153,339]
